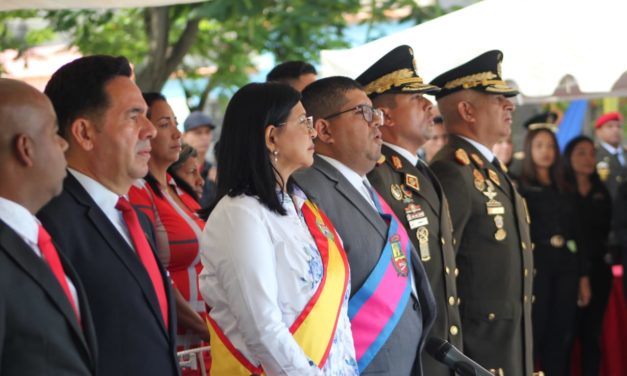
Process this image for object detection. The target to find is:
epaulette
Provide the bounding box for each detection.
[455,148,470,166]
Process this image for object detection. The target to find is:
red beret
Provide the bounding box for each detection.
[595,112,623,129]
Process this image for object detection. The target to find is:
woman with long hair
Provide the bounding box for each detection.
[198,82,357,375]
[564,136,612,376]
[128,93,210,374]
[168,143,205,203]
[518,128,591,376]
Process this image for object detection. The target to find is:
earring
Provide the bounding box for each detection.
[272,150,279,163]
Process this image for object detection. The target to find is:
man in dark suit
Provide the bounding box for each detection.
[595,112,627,199]
[0,78,97,375]
[356,45,462,376]
[429,51,534,376]
[38,56,180,375]
[293,76,436,375]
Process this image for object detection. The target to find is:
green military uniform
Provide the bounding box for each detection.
[367,146,463,366]
[595,144,627,199]
[356,44,462,376]
[429,51,534,376]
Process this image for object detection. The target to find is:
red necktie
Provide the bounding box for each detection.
[37,224,81,324]
[116,197,169,329]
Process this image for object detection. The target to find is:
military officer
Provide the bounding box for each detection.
[355,45,462,376]
[594,112,627,199]
[429,50,534,376]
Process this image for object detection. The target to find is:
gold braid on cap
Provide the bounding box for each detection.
[443,71,510,92]
[363,68,427,95]
[527,123,557,132]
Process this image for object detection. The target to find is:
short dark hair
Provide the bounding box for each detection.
[520,128,567,191]
[563,135,603,190]
[142,92,167,119]
[215,82,301,215]
[266,61,317,83]
[44,55,132,138]
[301,76,363,120]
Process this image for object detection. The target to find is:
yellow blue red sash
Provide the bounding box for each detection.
[207,199,349,375]
[348,190,413,372]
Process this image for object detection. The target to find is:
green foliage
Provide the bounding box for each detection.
[1,0,450,110]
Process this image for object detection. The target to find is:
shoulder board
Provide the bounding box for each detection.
[455,148,470,166]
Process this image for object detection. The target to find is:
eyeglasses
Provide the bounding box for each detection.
[323,104,384,126]
[279,115,314,132]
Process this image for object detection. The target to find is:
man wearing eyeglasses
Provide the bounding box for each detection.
[357,45,462,376]
[293,76,436,376]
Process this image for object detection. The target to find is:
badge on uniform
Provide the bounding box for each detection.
[455,149,470,166]
[376,154,387,166]
[596,160,610,182]
[483,181,505,215]
[493,215,506,241]
[471,153,484,167]
[405,174,420,192]
[473,169,485,191]
[405,203,428,229]
[487,169,501,186]
[401,184,413,202]
[390,184,403,201]
[390,234,409,276]
[416,227,431,261]
[392,155,403,170]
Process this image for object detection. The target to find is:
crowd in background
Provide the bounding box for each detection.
[0,46,625,376]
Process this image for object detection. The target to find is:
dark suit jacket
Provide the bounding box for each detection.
[431,136,533,376]
[0,219,97,375]
[368,145,462,376]
[38,174,180,376]
[293,155,436,376]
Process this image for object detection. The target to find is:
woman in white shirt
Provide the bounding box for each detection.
[199,82,357,376]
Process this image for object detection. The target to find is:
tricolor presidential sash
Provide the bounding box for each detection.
[348,190,413,373]
[207,200,350,375]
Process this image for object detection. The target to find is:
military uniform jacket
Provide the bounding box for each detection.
[430,135,533,376]
[368,144,462,376]
[595,144,627,199]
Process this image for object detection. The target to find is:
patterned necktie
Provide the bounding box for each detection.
[116,197,169,329]
[37,224,81,324]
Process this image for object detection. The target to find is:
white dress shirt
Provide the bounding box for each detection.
[600,141,626,166]
[383,142,420,167]
[198,190,357,376]
[0,196,80,312]
[68,168,133,247]
[317,154,377,209]
[459,135,496,162]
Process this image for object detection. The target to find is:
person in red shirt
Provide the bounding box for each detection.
[129,92,210,375]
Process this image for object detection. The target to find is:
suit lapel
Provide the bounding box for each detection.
[313,155,387,238]
[64,175,169,338]
[0,222,90,356]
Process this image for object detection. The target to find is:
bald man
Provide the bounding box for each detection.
[0,79,97,375]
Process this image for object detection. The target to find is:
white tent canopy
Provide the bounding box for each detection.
[321,0,627,103]
[0,0,204,11]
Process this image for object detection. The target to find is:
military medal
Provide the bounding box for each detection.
[392,155,403,170]
[416,227,431,261]
[391,184,403,201]
[483,181,505,215]
[405,204,428,229]
[471,153,484,167]
[405,174,420,192]
[495,228,507,241]
[401,184,413,201]
[473,169,485,191]
[596,160,610,182]
[487,169,501,186]
[390,234,408,276]
[455,149,470,165]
